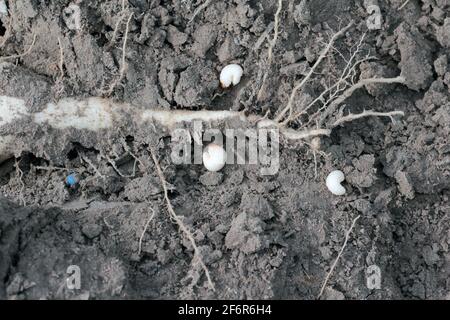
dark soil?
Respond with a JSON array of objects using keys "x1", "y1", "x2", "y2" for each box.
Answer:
[{"x1": 0, "y1": 0, "x2": 449, "y2": 300}]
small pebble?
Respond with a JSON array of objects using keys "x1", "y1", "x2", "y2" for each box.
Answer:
[{"x1": 199, "y1": 172, "x2": 224, "y2": 186}]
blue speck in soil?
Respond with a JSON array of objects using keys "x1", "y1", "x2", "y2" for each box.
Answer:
[{"x1": 66, "y1": 174, "x2": 78, "y2": 187}]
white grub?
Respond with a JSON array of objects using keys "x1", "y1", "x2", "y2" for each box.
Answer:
[
  {"x1": 0, "y1": 96, "x2": 29, "y2": 127},
  {"x1": 203, "y1": 143, "x2": 226, "y2": 172},
  {"x1": 63, "y1": 4, "x2": 82, "y2": 31},
  {"x1": 219, "y1": 64, "x2": 243, "y2": 88},
  {"x1": 326, "y1": 170, "x2": 346, "y2": 196}
]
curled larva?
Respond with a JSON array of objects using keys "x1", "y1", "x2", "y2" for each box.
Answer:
[
  {"x1": 203, "y1": 143, "x2": 226, "y2": 172},
  {"x1": 326, "y1": 170, "x2": 346, "y2": 196},
  {"x1": 220, "y1": 64, "x2": 243, "y2": 88}
]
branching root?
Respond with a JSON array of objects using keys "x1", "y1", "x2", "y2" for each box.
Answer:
[
  {"x1": 275, "y1": 21, "x2": 355, "y2": 123},
  {"x1": 137, "y1": 207, "x2": 156, "y2": 257},
  {"x1": 149, "y1": 147, "x2": 215, "y2": 291},
  {"x1": 257, "y1": 0, "x2": 283, "y2": 101}
]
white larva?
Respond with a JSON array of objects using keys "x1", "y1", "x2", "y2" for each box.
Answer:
[
  {"x1": 326, "y1": 170, "x2": 346, "y2": 196},
  {"x1": 219, "y1": 64, "x2": 243, "y2": 88},
  {"x1": 203, "y1": 143, "x2": 226, "y2": 172}
]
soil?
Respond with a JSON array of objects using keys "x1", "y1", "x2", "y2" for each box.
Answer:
[{"x1": 0, "y1": 0, "x2": 449, "y2": 300}]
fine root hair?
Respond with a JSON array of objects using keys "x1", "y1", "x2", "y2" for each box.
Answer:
[
  {"x1": 149, "y1": 147, "x2": 215, "y2": 291},
  {"x1": 317, "y1": 215, "x2": 361, "y2": 299}
]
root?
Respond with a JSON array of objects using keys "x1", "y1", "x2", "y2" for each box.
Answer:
[
  {"x1": 317, "y1": 215, "x2": 360, "y2": 299},
  {"x1": 269, "y1": 24, "x2": 405, "y2": 138},
  {"x1": 0, "y1": 14, "x2": 12, "y2": 48},
  {"x1": 280, "y1": 128, "x2": 331, "y2": 140},
  {"x1": 253, "y1": 23, "x2": 274, "y2": 52},
  {"x1": 149, "y1": 147, "x2": 215, "y2": 291},
  {"x1": 189, "y1": 0, "x2": 213, "y2": 24},
  {"x1": 81, "y1": 155, "x2": 105, "y2": 179},
  {"x1": 275, "y1": 21, "x2": 354, "y2": 123},
  {"x1": 33, "y1": 165, "x2": 77, "y2": 173},
  {"x1": 310, "y1": 136, "x2": 321, "y2": 179},
  {"x1": 102, "y1": 12, "x2": 134, "y2": 96},
  {"x1": 332, "y1": 110, "x2": 404, "y2": 127},
  {"x1": 103, "y1": 142, "x2": 140, "y2": 178},
  {"x1": 14, "y1": 158, "x2": 26, "y2": 206},
  {"x1": 105, "y1": 154, "x2": 135, "y2": 178},
  {"x1": 267, "y1": 0, "x2": 283, "y2": 63},
  {"x1": 288, "y1": 33, "x2": 373, "y2": 126},
  {"x1": 257, "y1": 0, "x2": 283, "y2": 101},
  {"x1": 109, "y1": 16, "x2": 125, "y2": 49},
  {"x1": 107, "y1": 0, "x2": 128, "y2": 49},
  {"x1": 53, "y1": 37, "x2": 66, "y2": 97},
  {"x1": 306, "y1": 137, "x2": 329, "y2": 180},
  {"x1": 319, "y1": 76, "x2": 405, "y2": 126},
  {"x1": 57, "y1": 37, "x2": 65, "y2": 79},
  {"x1": 0, "y1": 34, "x2": 37, "y2": 62},
  {"x1": 313, "y1": 150, "x2": 318, "y2": 178},
  {"x1": 137, "y1": 207, "x2": 156, "y2": 257},
  {"x1": 0, "y1": 87, "x2": 407, "y2": 163},
  {"x1": 398, "y1": 0, "x2": 411, "y2": 10}
]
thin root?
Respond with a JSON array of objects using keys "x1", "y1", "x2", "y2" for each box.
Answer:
[
  {"x1": 317, "y1": 215, "x2": 360, "y2": 299},
  {"x1": 14, "y1": 158, "x2": 26, "y2": 206},
  {"x1": 81, "y1": 155, "x2": 105, "y2": 179},
  {"x1": 57, "y1": 37, "x2": 65, "y2": 79},
  {"x1": 107, "y1": 0, "x2": 128, "y2": 49},
  {"x1": 398, "y1": 0, "x2": 411, "y2": 10},
  {"x1": 0, "y1": 14, "x2": 12, "y2": 48},
  {"x1": 105, "y1": 154, "x2": 135, "y2": 178},
  {"x1": 257, "y1": 0, "x2": 283, "y2": 101},
  {"x1": 34, "y1": 165, "x2": 77, "y2": 172}
]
